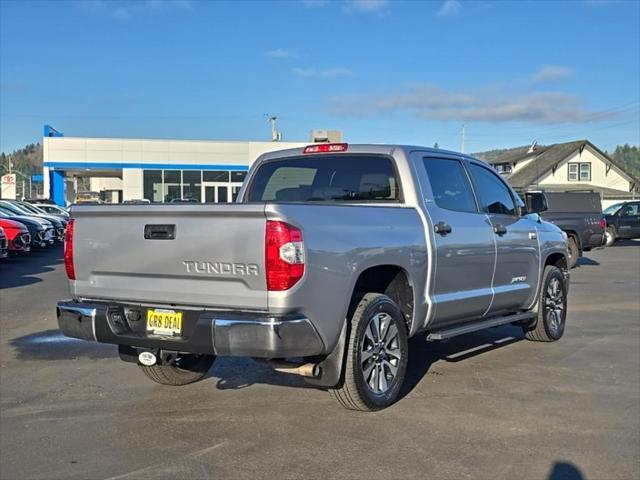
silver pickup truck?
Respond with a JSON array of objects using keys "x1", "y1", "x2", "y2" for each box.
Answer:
[{"x1": 57, "y1": 144, "x2": 569, "y2": 411}]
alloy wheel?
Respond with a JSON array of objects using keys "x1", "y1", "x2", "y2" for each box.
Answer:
[
  {"x1": 545, "y1": 277, "x2": 565, "y2": 335},
  {"x1": 360, "y1": 312, "x2": 402, "y2": 394}
]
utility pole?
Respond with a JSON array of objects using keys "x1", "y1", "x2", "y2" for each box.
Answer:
[
  {"x1": 266, "y1": 115, "x2": 282, "y2": 142},
  {"x1": 460, "y1": 124, "x2": 466, "y2": 153}
]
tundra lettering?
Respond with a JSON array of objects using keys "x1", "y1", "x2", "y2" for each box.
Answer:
[{"x1": 182, "y1": 260, "x2": 260, "y2": 276}]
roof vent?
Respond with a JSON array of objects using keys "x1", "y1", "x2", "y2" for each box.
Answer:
[
  {"x1": 309, "y1": 130, "x2": 342, "y2": 143},
  {"x1": 527, "y1": 140, "x2": 538, "y2": 154}
]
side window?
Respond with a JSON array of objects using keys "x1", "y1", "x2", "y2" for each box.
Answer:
[
  {"x1": 468, "y1": 163, "x2": 517, "y2": 216},
  {"x1": 622, "y1": 203, "x2": 639, "y2": 216},
  {"x1": 423, "y1": 158, "x2": 477, "y2": 213}
]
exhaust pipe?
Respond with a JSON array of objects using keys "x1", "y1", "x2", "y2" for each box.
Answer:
[{"x1": 263, "y1": 360, "x2": 321, "y2": 378}]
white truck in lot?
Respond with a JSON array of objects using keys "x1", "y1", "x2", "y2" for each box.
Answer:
[{"x1": 57, "y1": 143, "x2": 569, "y2": 411}]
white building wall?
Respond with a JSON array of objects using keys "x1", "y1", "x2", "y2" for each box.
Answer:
[
  {"x1": 45, "y1": 137, "x2": 307, "y2": 169},
  {"x1": 89, "y1": 177, "x2": 124, "y2": 191},
  {"x1": 537, "y1": 146, "x2": 631, "y2": 192},
  {"x1": 122, "y1": 169, "x2": 143, "y2": 201}
]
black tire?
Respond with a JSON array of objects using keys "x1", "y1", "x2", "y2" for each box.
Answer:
[
  {"x1": 567, "y1": 236, "x2": 579, "y2": 269},
  {"x1": 523, "y1": 266, "x2": 567, "y2": 342},
  {"x1": 329, "y1": 293, "x2": 409, "y2": 411},
  {"x1": 139, "y1": 354, "x2": 215, "y2": 386},
  {"x1": 605, "y1": 226, "x2": 617, "y2": 247}
]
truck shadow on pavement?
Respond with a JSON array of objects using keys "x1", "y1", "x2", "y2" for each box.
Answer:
[
  {"x1": 212, "y1": 357, "x2": 306, "y2": 390},
  {"x1": 208, "y1": 324, "x2": 526, "y2": 393},
  {"x1": 0, "y1": 246, "x2": 63, "y2": 289},
  {"x1": 10, "y1": 329, "x2": 117, "y2": 361},
  {"x1": 399, "y1": 324, "x2": 524, "y2": 399},
  {"x1": 575, "y1": 257, "x2": 600, "y2": 267}
]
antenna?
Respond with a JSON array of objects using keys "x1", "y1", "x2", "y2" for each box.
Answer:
[
  {"x1": 460, "y1": 124, "x2": 466, "y2": 153},
  {"x1": 265, "y1": 114, "x2": 282, "y2": 142}
]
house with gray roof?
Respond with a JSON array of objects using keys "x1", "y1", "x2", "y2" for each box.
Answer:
[{"x1": 476, "y1": 139, "x2": 639, "y2": 208}]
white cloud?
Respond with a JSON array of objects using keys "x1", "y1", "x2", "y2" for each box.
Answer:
[
  {"x1": 532, "y1": 65, "x2": 574, "y2": 84},
  {"x1": 302, "y1": 0, "x2": 389, "y2": 13},
  {"x1": 328, "y1": 84, "x2": 614, "y2": 124},
  {"x1": 438, "y1": 0, "x2": 461, "y2": 17},
  {"x1": 76, "y1": 0, "x2": 192, "y2": 20},
  {"x1": 346, "y1": 0, "x2": 389, "y2": 12},
  {"x1": 112, "y1": 6, "x2": 132, "y2": 20},
  {"x1": 145, "y1": 0, "x2": 193, "y2": 10},
  {"x1": 266, "y1": 49, "x2": 299, "y2": 59},
  {"x1": 301, "y1": 0, "x2": 329, "y2": 6},
  {"x1": 293, "y1": 67, "x2": 353, "y2": 79},
  {"x1": 584, "y1": 0, "x2": 624, "y2": 6}
]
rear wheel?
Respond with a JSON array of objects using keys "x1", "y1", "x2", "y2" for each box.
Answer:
[
  {"x1": 329, "y1": 293, "x2": 409, "y2": 411},
  {"x1": 567, "y1": 236, "x2": 579, "y2": 269},
  {"x1": 605, "y1": 226, "x2": 616, "y2": 247},
  {"x1": 523, "y1": 266, "x2": 567, "y2": 342},
  {"x1": 139, "y1": 354, "x2": 215, "y2": 386}
]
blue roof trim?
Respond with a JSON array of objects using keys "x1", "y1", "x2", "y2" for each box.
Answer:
[
  {"x1": 43, "y1": 125, "x2": 64, "y2": 137},
  {"x1": 43, "y1": 162, "x2": 249, "y2": 171}
]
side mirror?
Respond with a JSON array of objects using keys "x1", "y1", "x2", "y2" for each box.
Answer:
[{"x1": 524, "y1": 192, "x2": 548, "y2": 215}]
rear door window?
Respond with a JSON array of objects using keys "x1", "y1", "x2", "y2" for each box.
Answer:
[
  {"x1": 423, "y1": 158, "x2": 477, "y2": 213},
  {"x1": 468, "y1": 163, "x2": 518, "y2": 216},
  {"x1": 247, "y1": 155, "x2": 401, "y2": 203}
]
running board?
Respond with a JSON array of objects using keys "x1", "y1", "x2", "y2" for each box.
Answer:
[{"x1": 426, "y1": 312, "x2": 536, "y2": 341}]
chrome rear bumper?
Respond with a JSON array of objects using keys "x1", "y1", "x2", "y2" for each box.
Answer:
[{"x1": 57, "y1": 300, "x2": 325, "y2": 358}]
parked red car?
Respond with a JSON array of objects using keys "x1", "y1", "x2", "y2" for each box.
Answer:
[
  {"x1": 0, "y1": 218, "x2": 31, "y2": 254},
  {"x1": 0, "y1": 226, "x2": 8, "y2": 258}
]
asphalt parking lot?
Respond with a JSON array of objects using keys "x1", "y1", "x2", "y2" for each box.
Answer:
[{"x1": 1, "y1": 243, "x2": 639, "y2": 480}]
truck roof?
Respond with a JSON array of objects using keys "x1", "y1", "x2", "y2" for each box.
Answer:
[{"x1": 257, "y1": 143, "x2": 481, "y2": 164}]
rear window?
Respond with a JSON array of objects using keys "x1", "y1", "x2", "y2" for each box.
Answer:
[
  {"x1": 543, "y1": 192, "x2": 602, "y2": 213},
  {"x1": 247, "y1": 155, "x2": 401, "y2": 203}
]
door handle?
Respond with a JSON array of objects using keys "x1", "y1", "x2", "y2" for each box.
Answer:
[
  {"x1": 434, "y1": 221, "x2": 452, "y2": 235},
  {"x1": 144, "y1": 224, "x2": 176, "y2": 240},
  {"x1": 493, "y1": 224, "x2": 507, "y2": 236}
]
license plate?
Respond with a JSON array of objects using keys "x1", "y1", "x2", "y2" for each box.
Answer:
[{"x1": 146, "y1": 309, "x2": 182, "y2": 336}]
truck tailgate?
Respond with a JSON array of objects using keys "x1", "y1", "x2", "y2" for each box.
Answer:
[{"x1": 70, "y1": 204, "x2": 267, "y2": 310}]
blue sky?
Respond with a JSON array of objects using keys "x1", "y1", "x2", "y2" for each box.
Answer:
[{"x1": 0, "y1": 0, "x2": 638, "y2": 154}]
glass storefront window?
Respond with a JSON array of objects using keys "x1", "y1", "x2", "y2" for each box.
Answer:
[
  {"x1": 143, "y1": 170, "x2": 163, "y2": 203},
  {"x1": 182, "y1": 170, "x2": 202, "y2": 202},
  {"x1": 203, "y1": 171, "x2": 229, "y2": 182},
  {"x1": 231, "y1": 171, "x2": 247, "y2": 183},
  {"x1": 143, "y1": 168, "x2": 246, "y2": 203},
  {"x1": 163, "y1": 170, "x2": 181, "y2": 202}
]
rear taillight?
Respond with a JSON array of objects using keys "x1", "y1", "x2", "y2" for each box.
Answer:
[
  {"x1": 64, "y1": 219, "x2": 75, "y2": 280},
  {"x1": 265, "y1": 220, "x2": 304, "y2": 291},
  {"x1": 599, "y1": 218, "x2": 606, "y2": 229},
  {"x1": 303, "y1": 143, "x2": 348, "y2": 154}
]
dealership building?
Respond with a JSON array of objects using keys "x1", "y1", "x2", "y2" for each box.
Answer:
[{"x1": 42, "y1": 125, "x2": 335, "y2": 206}]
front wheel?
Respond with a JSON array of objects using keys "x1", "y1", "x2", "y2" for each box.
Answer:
[
  {"x1": 139, "y1": 354, "x2": 215, "y2": 386},
  {"x1": 523, "y1": 266, "x2": 567, "y2": 342},
  {"x1": 329, "y1": 293, "x2": 409, "y2": 411}
]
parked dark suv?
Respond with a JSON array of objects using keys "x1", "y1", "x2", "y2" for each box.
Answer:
[{"x1": 604, "y1": 201, "x2": 640, "y2": 246}]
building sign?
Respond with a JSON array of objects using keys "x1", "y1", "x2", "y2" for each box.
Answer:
[{"x1": 1, "y1": 174, "x2": 17, "y2": 199}]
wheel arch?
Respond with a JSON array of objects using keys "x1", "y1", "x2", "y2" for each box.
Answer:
[
  {"x1": 544, "y1": 251, "x2": 568, "y2": 271},
  {"x1": 349, "y1": 264, "x2": 415, "y2": 334},
  {"x1": 564, "y1": 229, "x2": 582, "y2": 250}
]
